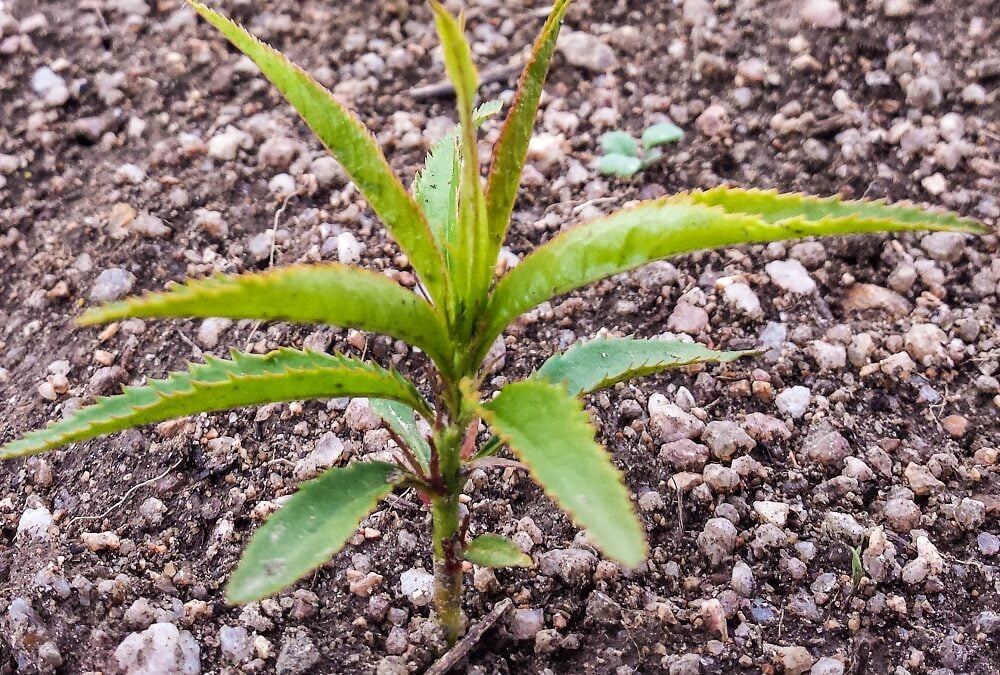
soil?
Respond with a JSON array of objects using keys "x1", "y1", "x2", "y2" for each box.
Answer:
[{"x1": 1, "y1": 0, "x2": 998, "y2": 673}]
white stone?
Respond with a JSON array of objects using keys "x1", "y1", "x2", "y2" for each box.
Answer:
[
  {"x1": 196, "y1": 318, "x2": 232, "y2": 348},
  {"x1": 775, "y1": 386, "x2": 811, "y2": 419},
  {"x1": 754, "y1": 500, "x2": 790, "y2": 528},
  {"x1": 17, "y1": 507, "x2": 54, "y2": 541},
  {"x1": 336, "y1": 232, "x2": 364, "y2": 265},
  {"x1": 90, "y1": 268, "x2": 136, "y2": 302},
  {"x1": 722, "y1": 282, "x2": 763, "y2": 318},
  {"x1": 765, "y1": 259, "x2": 816, "y2": 294},
  {"x1": 207, "y1": 126, "x2": 251, "y2": 161},
  {"x1": 399, "y1": 568, "x2": 435, "y2": 607},
  {"x1": 293, "y1": 433, "x2": 345, "y2": 481},
  {"x1": 31, "y1": 66, "x2": 69, "y2": 106},
  {"x1": 801, "y1": 0, "x2": 842, "y2": 26},
  {"x1": 557, "y1": 31, "x2": 618, "y2": 72},
  {"x1": 114, "y1": 623, "x2": 201, "y2": 675}
]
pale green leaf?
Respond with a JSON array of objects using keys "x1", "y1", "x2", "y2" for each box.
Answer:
[
  {"x1": 642, "y1": 122, "x2": 683, "y2": 150},
  {"x1": 473, "y1": 99, "x2": 503, "y2": 124},
  {"x1": 600, "y1": 131, "x2": 639, "y2": 157},
  {"x1": 463, "y1": 534, "x2": 533, "y2": 568},
  {"x1": 538, "y1": 337, "x2": 754, "y2": 396},
  {"x1": 484, "y1": 0, "x2": 571, "y2": 277},
  {"x1": 474, "y1": 188, "x2": 986, "y2": 363},
  {"x1": 369, "y1": 398, "x2": 431, "y2": 471},
  {"x1": 1, "y1": 349, "x2": 430, "y2": 459},
  {"x1": 413, "y1": 100, "x2": 504, "y2": 278},
  {"x1": 187, "y1": 1, "x2": 448, "y2": 305},
  {"x1": 598, "y1": 153, "x2": 642, "y2": 177},
  {"x1": 478, "y1": 379, "x2": 647, "y2": 568},
  {"x1": 78, "y1": 264, "x2": 453, "y2": 373},
  {"x1": 430, "y1": 1, "x2": 490, "y2": 328},
  {"x1": 227, "y1": 461, "x2": 401, "y2": 604}
]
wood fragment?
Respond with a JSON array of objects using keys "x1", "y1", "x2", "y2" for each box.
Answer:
[
  {"x1": 426, "y1": 599, "x2": 513, "y2": 675},
  {"x1": 410, "y1": 63, "x2": 522, "y2": 100}
]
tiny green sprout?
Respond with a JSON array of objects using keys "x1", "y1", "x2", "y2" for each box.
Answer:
[
  {"x1": 598, "y1": 121, "x2": 684, "y2": 177},
  {"x1": 850, "y1": 544, "x2": 865, "y2": 590},
  {"x1": 1, "y1": 0, "x2": 988, "y2": 650}
]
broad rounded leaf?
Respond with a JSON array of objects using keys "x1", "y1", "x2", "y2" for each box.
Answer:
[
  {"x1": 463, "y1": 534, "x2": 533, "y2": 568},
  {"x1": 599, "y1": 131, "x2": 639, "y2": 157},
  {"x1": 78, "y1": 264, "x2": 453, "y2": 373},
  {"x1": 478, "y1": 379, "x2": 647, "y2": 567},
  {"x1": 538, "y1": 337, "x2": 754, "y2": 396},
  {"x1": 1, "y1": 349, "x2": 430, "y2": 459},
  {"x1": 641, "y1": 122, "x2": 683, "y2": 150},
  {"x1": 227, "y1": 461, "x2": 401, "y2": 604},
  {"x1": 188, "y1": 2, "x2": 448, "y2": 305},
  {"x1": 475, "y1": 188, "x2": 986, "y2": 363},
  {"x1": 598, "y1": 153, "x2": 642, "y2": 177}
]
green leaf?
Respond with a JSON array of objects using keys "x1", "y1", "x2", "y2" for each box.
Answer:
[
  {"x1": 685, "y1": 186, "x2": 988, "y2": 231},
  {"x1": 430, "y1": 1, "x2": 490, "y2": 330},
  {"x1": 598, "y1": 153, "x2": 642, "y2": 177},
  {"x1": 473, "y1": 99, "x2": 503, "y2": 125},
  {"x1": 369, "y1": 398, "x2": 431, "y2": 471},
  {"x1": 537, "y1": 337, "x2": 754, "y2": 396},
  {"x1": 484, "y1": 0, "x2": 571, "y2": 276},
  {"x1": 187, "y1": 2, "x2": 448, "y2": 306},
  {"x1": 227, "y1": 461, "x2": 401, "y2": 604},
  {"x1": 641, "y1": 122, "x2": 683, "y2": 150},
  {"x1": 413, "y1": 100, "x2": 504, "y2": 282},
  {"x1": 78, "y1": 264, "x2": 453, "y2": 374},
  {"x1": 463, "y1": 534, "x2": 533, "y2": 568},
  {"x1": 475, "y1": 188, "x2": 986, "y2": 363},
  {"x1": 599, "y1": 131, "x2": 639, "y2": 157},
  {"x1": 1, "y1": 349, "x2": 430, "y2": 459},
  {"x1": 478, "y1": 379, "x2": 647, "y2": 568}
]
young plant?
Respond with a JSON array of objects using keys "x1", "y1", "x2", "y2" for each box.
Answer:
[
  {"x1": 1, "y1": 0, "x2": 986, "y2": 647},
  {"x1": 598, "y1": 122, "x2": 684, "y2": 177}
]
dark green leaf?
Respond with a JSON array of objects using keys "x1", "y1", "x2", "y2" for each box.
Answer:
[
  {"x1": 537, "y1": 337, "x2": 754, "y2": 396},
  {"x1": 227, "y1": 461, "x2": 401, "y2": 603},
  {"x1": 478, "y1": 379, "x2": 647, "y2": 567},
  {"x1": 1, "y1": 349, "x2": 430, "y2": 459},
  {"x1": 369, "y1": 399, "x2": 431, "y2": 471},
  {"x1": 79, "y1": 264, "x2": 453, "y2": 373},
  {"x1": 188, "y1": 1, "x2": 448, "y2": 305}
]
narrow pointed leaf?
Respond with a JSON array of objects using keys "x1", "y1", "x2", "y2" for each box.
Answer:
[
  {"x1": 227, "y1": 461, "x2": 401, "y2": 604},
  {"x1": 188, "y1": 2, "x2": 448, "y2": 304},
  {"x1": 464, "y1": 534, "x2": 533, "y2": 568},
  {"x1": 414, "y1": 100, "x2": 504, "y2": 277},
  {"x1": 537, "y1": 337, "x2": 754, "y2": 396},
  {"x1": 477, "y1": 379, "x2": 647, "y2": 567},
  {"x1": 1, "y1": 349, "x2": 430, "y2": 459},
  {"x1": 369, "y1": 398, "x2": 431, "y2": 471},
  {"x1": 78, "y1": 264, "x2": 453, "y2": 371},
  {"x1": 430, "y1": 1, "x2": 490, "y2": 327},
  {"x1": 475, "y1": 189, "x2": 986, "y2": 362},
  {"x1": 485, "y1": 0, "x2": 571, "y2": 261}
]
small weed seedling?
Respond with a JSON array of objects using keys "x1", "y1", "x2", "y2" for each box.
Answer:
[
  {"x1": 598, "y1": 122, "x2": 684, "y2": 177},
  {"x1": 2, "y1": 0, "x2": 986, "y2": 646}
]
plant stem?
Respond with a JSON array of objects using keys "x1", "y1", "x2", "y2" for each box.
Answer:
[
  {"x1": 431, "y1": 494, "x2": 463, "y2": 645},
  {"x1": 430, "y1": 423, "x2": 465, "y2": 645}
]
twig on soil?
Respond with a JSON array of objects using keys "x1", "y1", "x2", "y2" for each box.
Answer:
[
  {"x1": 409, "y1": 63, "x2": 522, "y2": 99},
  {"x1": 66, "y1": 459, "x2": 182, "y2": 529},
  {"x1": 243, "y1": 189, "x2": 300, "y2": 351},
  {"x1": 425, "y1": 598, "x2": 513, "y2": 675}
]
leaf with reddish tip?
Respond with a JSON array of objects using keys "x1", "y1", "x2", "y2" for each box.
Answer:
[{"x1": 187, "y1": 1, "x2": 449, "y2": 305}]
